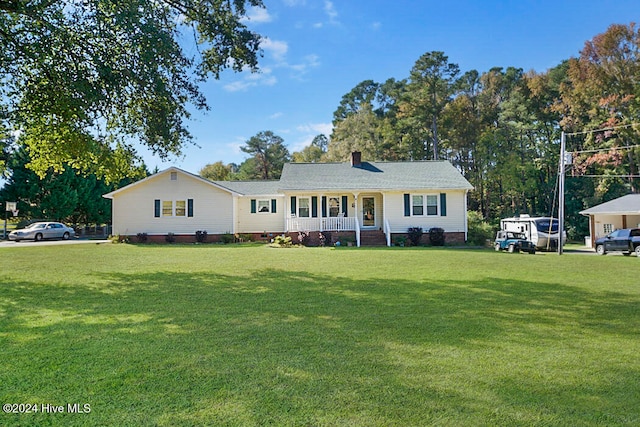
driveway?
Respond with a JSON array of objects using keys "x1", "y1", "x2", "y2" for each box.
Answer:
[{"x1": 0, "y1": 238, "x2": 112, "y2": 248}]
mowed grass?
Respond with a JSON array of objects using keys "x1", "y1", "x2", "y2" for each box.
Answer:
[{"x1": 1, "y1": 244, "x2": 639, "y2": 426}]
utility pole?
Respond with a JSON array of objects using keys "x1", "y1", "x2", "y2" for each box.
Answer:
[{"x1": 558, "y1": 132, "x2": 566, "y2": 255}]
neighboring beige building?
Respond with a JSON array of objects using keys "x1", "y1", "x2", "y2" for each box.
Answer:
[
  {"x1": 580, "y1": 194, "x2": 640, "y2": 247},
  {"x1": 104, "y1": 153, "x2": 474, "y2": 245}
]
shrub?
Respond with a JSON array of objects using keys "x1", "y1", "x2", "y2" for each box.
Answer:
[
  {"x1": 136, "y1": 232, "x2": 148, "y2": 243},
  {"x1": 236, "y1": 233, "x2": 253, "y2": 242},
  {"x1": 271, "y1": 235, "x2": 293, "y2": 247},
  {"x1": 195, "y1": 230, "x2": 208, "y2": 243},
  {"x1": 392, "y1": 235, "x2": 407, "y2": 247},
  {"x1": 165, "y1": 232, "x2": 176, "y2": 243},
  {"x1": 407, "y1": 227, "x2": 423, "y2": 246},
  {"x1": 297, "y1": 231, "x2": 311, "y2": 246},
  {"x1": 319, "y1": 231, "x2": 330, "y2": 247},
  {"x1": 220, "y1": 233, "x2": 234, "y2": 244},
  {"x1": 429, "y1": 227, "x2": 445, "y2": 246},
  {"x1": 466, "y1": 211, "x2": 493, "y2": 246}
]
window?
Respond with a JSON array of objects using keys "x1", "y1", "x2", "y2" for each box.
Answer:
[
  {"x1": 603, "y1": 224, "x2": 614, "y2": 234},
  {"x1": 426, "y1": 195, "x2": 438, "y2": 216},
  {"x1": 162, "y1": 201, "x2": 173, "y2": 216},
  {"x1": 329, "y1": 197, "x2": 340, "y2": 217},
  {"x1": 170, "y1": 172, "x2": 177, "y2": 181},
  {"x1": 175, "y1": 200, "x2": 186, "y2": 216},
  {"x1": 412, "y1": 195, "x2": 424, "y2": 216},
  {"x1": 409, "y1": 194, "x2": 439, "y2": 216},
  {"x1": 298, "y1": 197, "x2": 310, "y2": 218},
  {"x1": 258, "y1": 200, "x2": 270, "y2": 213}
]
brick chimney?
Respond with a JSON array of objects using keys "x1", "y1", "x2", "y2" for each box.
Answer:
[{"x1": 350, "y1": 151, "x2": 362, "y2": 167}]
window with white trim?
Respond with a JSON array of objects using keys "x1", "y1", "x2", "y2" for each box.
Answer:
[
  {"x1": 603, "y1": 224, "x2": 614, "y2": 234},
  {"x1": 162, "y1": 201, "x2": 173, "y2": 216},
  {"x1": 329, "y1": 197, "x2": 340, "y2": 217},
  {"x1": 411, "y1": 194, "x2": 438, "y2": 216},
  {"x1": 175, "y1": 200, "x2": 186, "y2": 216},
  {"x1": 258, "y1": 200, "x2": 270, "y2": 213},
  {"x1": 298, "y1": 197, "x2": 310, "y2": 218}
]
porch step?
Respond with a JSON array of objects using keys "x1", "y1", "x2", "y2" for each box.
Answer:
[{"x1": 359, "y1": 230, "x2": 387, "y2": 246}]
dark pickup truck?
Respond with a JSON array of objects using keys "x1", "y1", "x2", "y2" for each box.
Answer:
[{"x1": 594, "y1": 228, "x2": 640, "y2": 256}]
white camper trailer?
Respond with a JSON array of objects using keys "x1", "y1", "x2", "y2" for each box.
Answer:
[{"x1": 500, "y1": 215, "x2": 566, "y2": 250}]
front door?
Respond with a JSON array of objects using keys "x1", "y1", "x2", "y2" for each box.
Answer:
[{"x1": 362, "y1": 197, "x2": 375, "y2": 227}]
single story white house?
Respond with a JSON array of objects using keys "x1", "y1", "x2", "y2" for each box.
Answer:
[
  {"x1": 580, "y1": 193, "x2": 640, "y2": 247},
  {"x1": 103, "y1": 152, "x2": 474, "y2": 246}
]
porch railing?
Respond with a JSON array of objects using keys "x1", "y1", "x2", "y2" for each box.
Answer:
[{"x1": 287, "y1": 216, "x2": 356, "y2": 232}]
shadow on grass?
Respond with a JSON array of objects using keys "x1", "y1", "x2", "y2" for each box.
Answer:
[{"x1": 1, "y1": 269, "x2": 639, "y2": 426}]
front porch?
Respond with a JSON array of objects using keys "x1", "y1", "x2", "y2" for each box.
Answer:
[{"x1": 285, "y1": 193, "x2": 391, "y2": 247}]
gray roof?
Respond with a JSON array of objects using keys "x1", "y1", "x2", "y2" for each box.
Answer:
[
  {"x1": 213, "y1": 180, "x2": 282, "y2": 196},
  {"x1": 278, "y1": 161, "x2": 473, "y2": 192},
  {"x1": 580, "y1": 194, "x2": 640, "y2": 215}
]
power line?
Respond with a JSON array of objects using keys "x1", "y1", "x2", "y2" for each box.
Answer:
[
  {"x1": 570, "y1": 144, "x2": 640, "y2": 155},
  {"x1": 565, "y1": 122, "x2": 639, "y2": 136}
]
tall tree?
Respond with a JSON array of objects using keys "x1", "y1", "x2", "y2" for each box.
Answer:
[
  {"x1": 558, "y1": 22, "x2": 640, "y2": 195},
  {"x1": 199, "y1": 161, "x2": 233, "y2": 181},
  {"x1": 0, "y1": 0, "x2": 264, "y2": 181},
  {"x1": 240, "y1": 131, "x2": 290, "y2": 180},
  {"x1": 403, "y1": 51, "x2": 460, "y2": 160},
  {"x1": 292, "y1": 134, "x2": 328, "y2": 163}
]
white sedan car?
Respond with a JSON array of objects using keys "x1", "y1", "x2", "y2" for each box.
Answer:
[{"x1": 9, "y1": 222, "x2": 76, "y2": 242}]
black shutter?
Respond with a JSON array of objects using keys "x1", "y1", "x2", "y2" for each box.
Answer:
[
  {"x1": 188, "y1": 199, "x2": 194, "y2": 217},
  {"x1": 404, "y1": 194, "x2": 410, "y2": 216},
  {"x1": 321, "y1": 196, "x2": 327, "y2": 217},
  {"x1": 342, "y1": 196, "x2": 348, "y2": 216},
  {"x1": 440, "y1": 193, "x2": 447, "y2": 216},
  {"x1": 290, "y1": 196, "x2": 296, "y2": 215},
  {"x1": 271, "y1": 199, "x2": 277, "y2": 214},
  {"x1": 312, "y1": 196, "x2": 318, "y2": 218},
  {"x1": 250, "y1": 199, "x2": 257, "y2": 214},
  {"x1": 154, "y1": 199, "x2": 161, "y2": 217}
]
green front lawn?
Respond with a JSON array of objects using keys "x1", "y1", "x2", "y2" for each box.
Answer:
[{"x1": 1, "y1": 244, "x2": 638, "y2": 426}]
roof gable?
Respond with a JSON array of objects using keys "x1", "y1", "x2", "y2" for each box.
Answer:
[
  {"x1": 580, "y1": 194, "x2": 640, "y2": 215},
  {"x1": 103, "y1": 167, "x2": 239, "y2": 199}
]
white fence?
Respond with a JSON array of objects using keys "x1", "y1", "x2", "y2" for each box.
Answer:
[{"x1": 287, "y1": 216, "x2": 356, "y2": 232}]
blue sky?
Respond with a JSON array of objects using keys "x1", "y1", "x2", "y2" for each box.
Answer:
[{"x1": 144, "y1": 0, "x2": 638, "y2": 174}]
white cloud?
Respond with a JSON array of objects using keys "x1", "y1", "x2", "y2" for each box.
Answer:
[
  {"x1": 269, "y1": 112, "x2": 284, "y2": 119},
  {"x1": 324, "y1": 1, "x2": 338, "y2": 23},
  {"x1": 242, "y1": 6, "x2": 273, "y2": 23},
  {"x1": 370, "y1": 21, "x2": 381, "y2": 31},
  {"x1": 223, "y1": 68, "x2": 277, "y2": 92},
  {"x1": 283, "y1": 0, "x2": 306, "y2": 5},
  {"x1": 261, "y1": 38, "x2": 289, "y2": 62},
  {"x1": 296, "y1": 122, "x2": 333, "y2": 136}
]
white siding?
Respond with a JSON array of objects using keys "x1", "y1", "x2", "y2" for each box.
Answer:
[
  {"x1": 111, "y1": 171, "x2": 234, "y2": 236},
  {"x1": 384, "y1": 190, "x2": 468, "y2": 233},
  {"x1": 236, "y1": 196, "x2": 285, "y2": 233}
]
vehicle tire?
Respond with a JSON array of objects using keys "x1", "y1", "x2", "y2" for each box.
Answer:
[
  {"x1": 62, "y1": 232, "x2": 70, "y2": 240},
  {"x1": 35, "y1": 233, "x2": 43, "y2": 242},
  {"x1": 508, "y1": 244, "x2": 519, "y2": 253},
  {"x1": 529, "y1": 249, "x2": 536, "y2": 255},
  {"x1": 595, "y1": 245, "x2": 605, "y2": 256},
  {"x1": 494, "y1": 243, "x2": 501, "y2": 251},
  {"x1": 636, "y1": 246, "x2": 640, "y2": 257}
]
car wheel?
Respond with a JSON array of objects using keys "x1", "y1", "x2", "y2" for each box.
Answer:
[
  {"x1": 494, "y1": 243, "x2": 501, "y2": 251},
  {"x1": 508, "y1": 244, "x2": 517, "y2": 253},
  {"x1": 35, "y1": 233, "x2": 43, "y2": 242},
  {"x1": 595, "y1": 245, "x2": 605, "y2": 255},
  {"x1": 529, "y1": 249, "x2": 536, "y2": 255},
  {"x1": 63, "y1": 232, "x2": 70, "y2": 240},
  {"x1": 636, "y1": 246, "x2": 640, "y2": 257}
]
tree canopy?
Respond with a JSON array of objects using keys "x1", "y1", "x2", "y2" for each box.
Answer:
[{"x1": 0, "y1": 0, "x2": 264, "y2": 181}]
